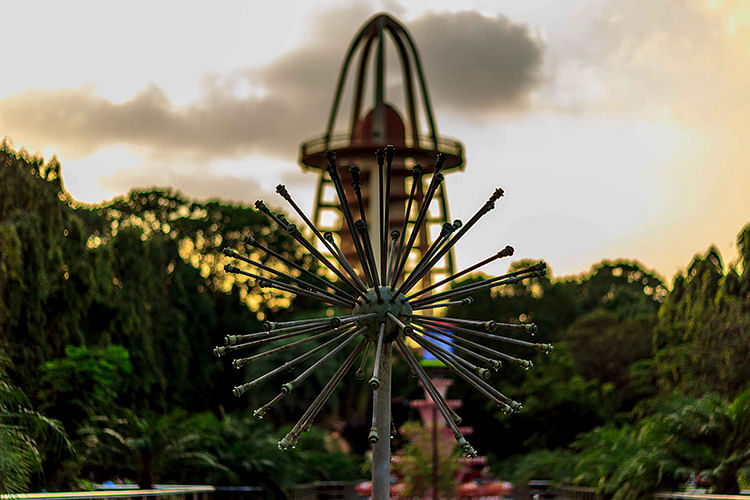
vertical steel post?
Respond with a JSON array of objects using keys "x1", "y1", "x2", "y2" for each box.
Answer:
[
  {"x1": 372, "y1": 342, "x2": 392, "y2": 499},
  {"x1": 432, "y1": 405, "x2": 439, "y2": 500}
]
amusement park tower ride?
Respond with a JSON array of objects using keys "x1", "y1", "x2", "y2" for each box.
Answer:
[{"x1": 299, "y1": 14, "x2": 465, "y2": 290}]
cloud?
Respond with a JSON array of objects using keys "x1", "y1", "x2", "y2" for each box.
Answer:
[
  {"x1": 410, "y1": 11, "x2": 544, "y2": 114},
  {"x1": 0, "y1": 6, "x2": 544, "y2": 163}
]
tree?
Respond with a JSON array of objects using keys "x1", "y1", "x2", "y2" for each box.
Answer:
[
  {"x1": 0, "y1": 355, "x2": 69, "y2": 493},
  {"x1": 654, "y1": 244, "x2": 750, "y2": 398},
  {"x1": 572, "y1": 389, "x2": 750, "y2": 497},
  {"x1": 80, "y1": 410, "x2": 227, "y2": 489},
  {"x1": 393, "y1": 421, "x2": 460, "y2": 498}
]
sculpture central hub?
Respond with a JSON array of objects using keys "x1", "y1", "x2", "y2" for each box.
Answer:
[{"x1": 353, "y1": 287, "x2": 412, "y2": 341}]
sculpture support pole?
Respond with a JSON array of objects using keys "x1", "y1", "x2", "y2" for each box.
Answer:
[{"x1": 372, "y1": 342, "x2": 392, "y2": 500}]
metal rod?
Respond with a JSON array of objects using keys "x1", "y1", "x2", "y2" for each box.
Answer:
[
  {"x1": 371, "y1": 341, "x2": 392, "y2": 499},
  {"x1": 397, "y1": 221, "x2": 454, "y2": 294},
  {"x1": 223, "y1": 313, "x2": 374, "y2": 346},
  {"x1": 407, "y1": 330, "x2": 489, "y2": 383},
  {"x1": 355, "y1": 341, "x2": 372, "y2": 380},
  {"x1": 390, "y1": 165, "x2": 422, "y2": 287},
  {"x1": 410, "y1": 332, "x2": 520, "y2": 414},
  {"x1": 411, "y1": 297, "x2": 473, "y2": 311},
  {"x1": 377, "y1": 148, "x2": 385, "y2": 282},
  {"x1": 227, "y1": 324, "x2": 353, "y2": 362},
  {"x1": 404, "y1": 187, "x2": 504, "y2": 291},
  {"x1": 284, "y1": 327, "x2": 365, "y2": 392},
  {"x1": 232, "y1": 327, "x2": 344, "y2": 369},
  {"x1": 223, "y1": 248, "x2": 356, "y2": 305},
  {"x1": 356, "y1": 219, "x2": 381, "y2": 291},
  {"x1": 349, "y1": 165, "x2": 368, "y2": 224},
  {"x1": 231, "y1": 326, "x2": 357, "y2": 397},
  {"x1": 407, "y1": 246, "x2": 514, "y2": 300},
  {"x1": 282, "y1": 221, "x2": 368, "y2": 296},
  {"x1": 413, "y1": 320, "x2": 535, "y2": 370},
  {"x1": 323, "y1": 232, "x2": 370, "y2": 292},
  {"x1": 391, "y1": 170, "x2": 445, "y2": 287},
  {"x1": 386, "y1": 311, "x2": 413, "y2": 334},
  {"x1": 253, "y1": 391, "x2": 286, "y2": 419},
  {"x1": 412, "y1": 324, "x2": 501, "y2": 369},
  {"x1": 293, "y1": 336, "x2": 368, "y2": 435},
  {"x1": 382, "y1": 145, "x2": 394, "y2": 284},
  {"x1": 243, "y1": 235, "x2": 359, "y2": 301},
  {"x1": 216, "y1": 322, "x2": 337, "y2": 357},
  {"x1": 279, "y1": 337, "x2": 368, "y2": 450},
  {"x1": 395, "y1": 337, "x2": 476, "y2": 457},
  {"x1": 409, "y1": 328, "x2": 502, "y2": 379},
  {"x1": 414, "y1": 317, "x2": 544, "y2": 349},
  {"x1": 226, "y1": 264, "x2": 354, "y2": 308},
  {"x1": 274, "y1": 184, "x2": 366, "y2": 296},
  {"x1": 325, "y1": 151, "x2": 374, "y2": 286},
  {"x1": 386, "y1": 229, "x2": 400, "y2": 286},
  {"x1": 410, "y1": 264, "x2": 546, "y2": 308},
  {"x1": 349, "y1": 166, "x2": 378, "y2": 285},
  {"x1": 254, "y1": 200, "x2": 363, "y2": 294},
  {"x1": 409, "y1": 325, "x2": 497, "y2": 375},
  {"x1": 369, "y1": 322, "x2": 386, "y2": 390}
]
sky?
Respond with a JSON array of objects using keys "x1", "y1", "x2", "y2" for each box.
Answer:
[{"x1": 2, "y1": 0, "x2": 749, "y2": 282}]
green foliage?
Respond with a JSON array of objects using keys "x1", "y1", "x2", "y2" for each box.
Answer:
[
  {"x1": 0, "y1": 355, "x2": 70, "y2": 493},
  {"x1": 393, "y1": 421, "x2": 460, "y2": 497},
  {"x1": 4, "y1": 139, "x2": 750, "y2": 496},
  {"x1": 39, "y1": 345, "x2": 132, "y2": 428},
  {"x1": 497, "y1": 345, "x2": 615, "y2": 452},
  {"x1": 653, "y1": 243, "x2": 750, "y2": 397},
  {"x1": 568, "y1": 389, "x2": 750, "y2": 497},
  {"x1": 80, "y1": 410, "x2": 229, "y2": 489},
  {"x1": 491, "y1": 448, "x2": 575, "y2": 486},
  {"x1": 565, "y1": 310, "x2": 655, "y2": 407}
]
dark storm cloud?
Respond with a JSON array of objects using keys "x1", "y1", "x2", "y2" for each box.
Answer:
[
  {"x1": 410, "y1": 11, "x2": 544, "y2": 113},
  {"x1": 0, "y1": 8, "x2": 544, "y2": 161}
]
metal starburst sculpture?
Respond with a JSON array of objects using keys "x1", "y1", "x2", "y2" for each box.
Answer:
[{"x1": 214, "y1": 147, "x2": 550, "y2": 496}]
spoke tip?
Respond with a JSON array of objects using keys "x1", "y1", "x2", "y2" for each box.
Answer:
[
  {"x1": 368, "y1": 427, "x2": 380, "y2": 444},
  {"x1": 390, "y1": 229, "x2": 400, "y2": 239},
  {"x1": 490, "y1": 187, "x2": 504, "y2": 202},
  {"x1": 525, "y1": 323, "x2": 537, "y2": 335},
  {"x1": 376, "y1": 148, "x2": 384, "y2": 164},
  {"x1": 499, "y1": 246, "x2": 514, "y2": 258}
]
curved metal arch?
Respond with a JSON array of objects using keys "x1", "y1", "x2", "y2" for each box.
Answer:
[{"x1": 324, "y1": 13, "x2": 439, "y2": 151}]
